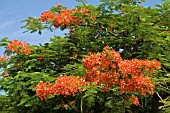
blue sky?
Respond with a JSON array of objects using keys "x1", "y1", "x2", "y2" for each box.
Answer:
[{"x1": 0, "y1": 0, "x2": 162, "y2": 56}]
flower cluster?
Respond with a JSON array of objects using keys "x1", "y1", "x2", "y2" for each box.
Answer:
[
  {"x1": 82, "y1": 46, "x2": 161, "y2": 105},
  {"x1": 0, "y1": 55, "x2": 12, "y2": 63},
  {"x1": 82, "y1": 46, "x2": 160, "y2": 94},
  {"x1": 34, "y1": 75, "x2": 89, "y2": 100},
  {"x1": 82, "y1": 46, "x2": 122, "y2": 88},
  {"x1": 34, "y1": 46, "x2": 161, "y2": 106},
  {"x1": 132, "y1": 95, "x2": 140, "y2": 106},
  {"x1": 2, "y1": 71, "x2": 9, "y2": 77},
  {"x1": 119, "y1": 75, "x2": 155, "y2": 96},
  {"x1": 118, "y1": 59, "x2": 161, "y2": 78},
  {"x1": 6, "y1": 39, "x2": 33, "y2": 55},
  {"x1": 118, "y1": 59, "x2": 160, "y2": 96},
  {"x1": 53, "y1": 75, "x2": 88, "y2": 96},
  {"x1": 58, "y1": 100, "x2": 76, "y2": 108},
  {"x1": 37, "y1": 56, "x2": 44, "y2": 61},
  {"x1": 34, "y1": 81, "x2": 53, "y2": 100},
  {"x1": 0, "y1": 55, "x2": 7, "y2": 62},
  {"x1": 40, "y1": 7, "x2": 95, "y2": 28}
]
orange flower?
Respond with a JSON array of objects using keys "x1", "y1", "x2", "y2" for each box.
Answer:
[
  {"x1": 40, "y1": 11, "x2": 55, "y2": 22},
  {"x1": 2, "y1": 71, "x2": 9, "y2": 76},
  {"x1": 53, "y1": 75, "x2": 89, "y2": 96},
  {"x1": 6, "y1": 39, "x2": 32, "y2": 55},
  {"x1": 41, "y1": 50, "x2": 46, "y2": 53},
  {"x1": 121, "y1": 8, "x2": 125, "y2": 14},
  {"x1": 34, "y1": 75, "x2": 89, "y2": 100},
  {"x1": 37, "y1": 56, "x2": 44, "y2": 61},
  {"x1": 69, "y1": 100, "x2": 76, "y2": 105},
  {"x1": 132, "y1": 95, "x2": 140, "y2": 106},
  {"x1": 40, "y1": 7, "x2": 94, "y2": 28},
  {"x1": 82, "y1": 46, "x2": 160, "y2": 95},
  {"x1": 34, "y1": 81, "x2": 53, "y2": 100},
  {"x1": 23, "y1": 47, "x2": 33, "y2": 55},
  {"x1": 72, "y1": 53, "x2": 78, "y2": 58},
  {"x1": 58, "y1": 103, "x2": 69, "y2": 108},
  {"x1": 58, "y1": 100, "x2": 76, "y2": 108},
  {"x1": 34, "y1": 46, "x2": 161, "y2": 100},
  {"x1": 0, "y1": 55, "x2": 7, "y2": 62}
]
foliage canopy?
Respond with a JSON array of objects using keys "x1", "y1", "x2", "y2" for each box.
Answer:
[{"x1": 0, "y1": 0, "x2": 170, "y2": 113}]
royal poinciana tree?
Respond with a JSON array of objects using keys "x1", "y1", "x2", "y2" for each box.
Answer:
[{"x1": 0, "y1": 0, "x2": 170, "y2": 113}]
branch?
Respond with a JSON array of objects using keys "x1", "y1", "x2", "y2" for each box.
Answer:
[
  {"x1": 156, "y1": 92, "x2": 163, "y2": 102},
  {"x1": 158, "y1": 84, "x2": 170, "y2": 91},
  {"x1": 80, "y1": 24, "x2": 117, "y2": 36}
]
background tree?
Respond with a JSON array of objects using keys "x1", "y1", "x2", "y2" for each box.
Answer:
[{"x1": 0, "y1": 0, "x2": 170, "y2": 113}]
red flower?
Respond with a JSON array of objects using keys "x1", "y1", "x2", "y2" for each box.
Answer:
[
  {"x1": 69, "y1": 28, "x2": 74, "y2": 34},
  {"x1": 37, "y1": 56, "x2": 44, "y2": 61}
]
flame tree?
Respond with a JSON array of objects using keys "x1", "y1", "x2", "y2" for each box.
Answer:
[{"x1": 0, "y1": 0, "x2": 170, "y2": 113}]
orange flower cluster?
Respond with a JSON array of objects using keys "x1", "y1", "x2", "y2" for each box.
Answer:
[
  {"x1": 53, "y1": 75, "x2": 88, "y2": 96},
  {"x1": 82, "y1": 46, "x2": 161, "y2": 105},
  {"x1": 0, "y1": 55, "x2": 7, "y2": 62},
  {"x1": 40, "y1": 7, "x2": 95, "y2": 28},
  {"x1": 2, "y1": 71, "x2": 9, "y2": 77},
  {"x1": 37, "y1": 56, "x2": 44, "y2": 61},
  {"x1": 6, "y1": 39, "x2": 33, "y2": 55},
  {"x1": 82, "y1": 46, "x2": 122, "y2": 89},
  {"x1": 58, "y1": 100, "x2": 76, "y2": 108},
  {"x1": 34, "y1": 81, "x2": 53, "y2": 100},
  {"x1": 34, "y1": 75, "x2": 88, "y2": 100},
  {"x1": 0, "y1": 55, "x2": 12, "y2": 63},
  {"x1": 132, "y1": 95, "x2": 140, "y2": 106},
  {"x1": 118, "y1": 59, "x2": 160, "y2": 96},
  {"x1": 34, "y1": 46, "x2": 161, "y2": 106}
]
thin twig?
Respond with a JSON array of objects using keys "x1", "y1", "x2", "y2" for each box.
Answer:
[
  {"x1": 156, "y1": 92, "x2": 163, "y2": 102},
  {"x1": 158, "y1": 84, "x2": 170, "y2": 91}
]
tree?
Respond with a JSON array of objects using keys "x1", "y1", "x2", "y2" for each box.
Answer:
[{"x1": 0, "y1": 0, "x2": 169, "y2": 113}]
